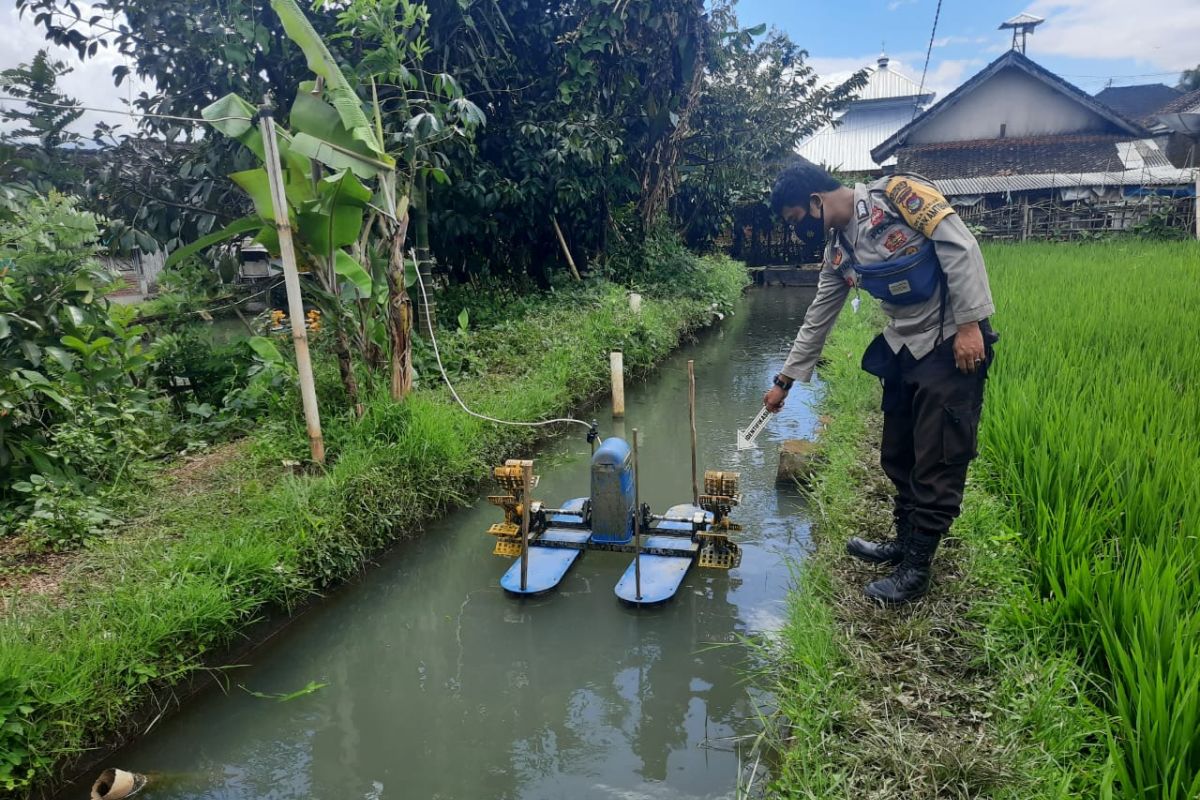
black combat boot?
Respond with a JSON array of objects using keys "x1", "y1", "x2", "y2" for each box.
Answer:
[
  {"x1": 846, "y1": 518, "x2": 912, "y2": 565},
  {"x1": 863, "y1": 529, "x2": 941, "y2": 605}
]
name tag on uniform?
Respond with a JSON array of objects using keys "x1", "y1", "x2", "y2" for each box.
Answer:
[{"x1": 888, "y1": 279, "x2": 911, "y2": 296}]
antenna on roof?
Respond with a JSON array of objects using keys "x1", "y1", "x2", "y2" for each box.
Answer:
[{"x1": 999, "y1": 12, "x2": 1044, "y2": 55}]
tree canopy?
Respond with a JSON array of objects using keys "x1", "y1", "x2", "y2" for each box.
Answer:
[{"x1": 15, "y1": 0, "x2": 863, "y2": 279}]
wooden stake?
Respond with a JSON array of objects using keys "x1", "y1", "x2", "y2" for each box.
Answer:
[
  {"x1": 551, "y1": 215, "x2": 583, "y2": 281},
  {"x1": 610, "y1": 351, "x2": 625, "y2": 418},
  {"x1": 520, "y1": 461, "x2": 532, "y2": 592},
  {"x1": 259, "y1": 109, "x2": 325, "y2": 465},
  {"x1": 688, "y1": 359, "x2": 698, "y2": 507}
]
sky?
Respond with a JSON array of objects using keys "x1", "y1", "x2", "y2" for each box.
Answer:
[
  {"x1": 737, "y1": 0, "x2": 1200, "y2": 103},
  {"x1": 1, "y1": 0, "x2": 1199, "y2": 139}
]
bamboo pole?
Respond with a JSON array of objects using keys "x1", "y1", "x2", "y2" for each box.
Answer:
[
  {"x1": 520, "y1": 461, "x2": 532, "y2": 592},
  {"x1": 688, "y1": 359, "x2": 698, "y2": 507},
  {"x1": 610, "y1": 351, "x2": 625, "y2": 418},
  {"x1": 632, "y1": 428, "x2": 642, "y2": 602},
  {"x1": 259, "y1": 108, "x2": 325, "y2": 465},
  {"x1": 550, "y1": 215, "x2": 583, "y2": 281}
]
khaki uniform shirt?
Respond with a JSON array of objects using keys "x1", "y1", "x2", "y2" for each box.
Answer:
[{"x1": 780, "y1": 174, "x2": 995, "y2": 383}]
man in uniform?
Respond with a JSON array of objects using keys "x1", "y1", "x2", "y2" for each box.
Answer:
[{"x1": 762, "y1": 159, "x2": 997, "y2": 605}]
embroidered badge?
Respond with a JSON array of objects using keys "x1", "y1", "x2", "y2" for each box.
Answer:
[
  {"x1": 856, "y1": 199, "x2": 869, "y2": 220},
  {"x1": 884, "y1": 229, "x2": 908, "y2": 252},
  {"x1": 885, "y1": 176, "x2": 954, "y2": 235},
  {"x1": 903, "y1": 245, "x2": 920, "y2": 255},
  {"x1": 869, "y1": 206, "x2": 886, "y2": 227}
]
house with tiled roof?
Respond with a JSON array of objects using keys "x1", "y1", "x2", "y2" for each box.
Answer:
[
  {"x1": 796, "y1": 54, "x2": 934, "y2": 175},
  {"x1": 869, "y1": 49, "x2": 1196, "y2": 238},
  {"x1": 1154, "y1": 89, "x2": 1200, "y2": 169},
  {"x1": 1094, "y1": 83, "x2": 1183, "y2": 130}
]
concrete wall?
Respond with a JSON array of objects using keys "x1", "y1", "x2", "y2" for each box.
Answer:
[{"x1": 909, "y1": 68, "x2": 1115, "y2": 144}]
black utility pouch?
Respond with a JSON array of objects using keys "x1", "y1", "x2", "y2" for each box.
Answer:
[
  {"x1": 861, "y1": 334, "x2": 903, "y2": 412},
  {"x1": 942, "y1": 402, "x2": 981, "y2": 465}
]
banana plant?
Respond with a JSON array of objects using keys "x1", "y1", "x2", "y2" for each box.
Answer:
[{"x1": 166, "y1": 0, "x2": 400, "y2": 407}]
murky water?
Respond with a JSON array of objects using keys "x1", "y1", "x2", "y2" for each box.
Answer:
[{"x1": 85, "y1": 288, "x2": 820, "y2": 800}]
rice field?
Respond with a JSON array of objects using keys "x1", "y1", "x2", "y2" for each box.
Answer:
[{"x1": 980, "y1": 241, "x2": 1200, "y2": 800}]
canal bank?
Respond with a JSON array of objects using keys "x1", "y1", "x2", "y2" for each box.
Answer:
[{"x1": 48, "y1": 285, "x2": 822, "y2": 799}]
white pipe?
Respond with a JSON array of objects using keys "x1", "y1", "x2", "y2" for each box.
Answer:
[{"x1": 91, "y1": 768, "x2": 147, "y2": 799}]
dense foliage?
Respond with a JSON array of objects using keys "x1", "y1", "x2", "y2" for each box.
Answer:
[
  {"x1": 0, "y1": 195, "x2": 158, "y2": 545},
  {"x1": 16, "y1": 0, "x2": 859, "y2": 276},
  {"x1": 0, "y1": 195, "x2": 275, "y2": 545}
]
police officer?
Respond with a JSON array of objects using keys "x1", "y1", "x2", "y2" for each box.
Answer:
[{"x1": 763, "y1": 159, "x2": 997, "y2": 605}]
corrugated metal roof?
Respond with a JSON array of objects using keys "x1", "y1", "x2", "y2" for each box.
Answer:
[
  {"x1": 796, "y1": 57, "x2": 932, "y2": 171},
  {"x1": 798, "y1": 114, "x2": 908, "y2": 171},
  {"x1": 1000, "y1": 12, "x2": 1044, "y2": 28},
  {"x1": 934, "y1": 166, "x2": 1195, "y2": 196},
  {"x1": 856, "y1": 58, "x2": 930, "y2": 102}
]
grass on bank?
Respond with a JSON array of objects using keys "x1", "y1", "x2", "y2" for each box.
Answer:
[
  {"x1": 766, "y1": 240, "x2": 1200, "y2": 799},
  {"x1": 0, "y1": 255, "x2": 748, "y2": 797}
]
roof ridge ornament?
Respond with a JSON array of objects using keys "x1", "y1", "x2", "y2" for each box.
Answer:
[{"x1": 999, "y1": 12, "x2": 1045, "y2": 54}]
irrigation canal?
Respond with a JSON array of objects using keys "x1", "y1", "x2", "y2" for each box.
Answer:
[{"x1": 72, "y1": 287, "x2": 821, "y2": 800}]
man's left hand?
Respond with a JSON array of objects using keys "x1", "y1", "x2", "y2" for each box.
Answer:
[{"x1": 953, "y1": 321, "x2": 986, "y2": 374}]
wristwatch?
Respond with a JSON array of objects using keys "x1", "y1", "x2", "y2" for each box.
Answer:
[{"x1": 773, "y1": 374, "x2": 793, "y2": 391}]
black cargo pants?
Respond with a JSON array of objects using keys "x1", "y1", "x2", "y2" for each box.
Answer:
[{"x1": 862, "y1": 328, "x2": 995, "y2": 536}]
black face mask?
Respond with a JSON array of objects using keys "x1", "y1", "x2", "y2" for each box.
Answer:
[{"x1": 793, "y1": 205, "x2": 825, "y2": 245}]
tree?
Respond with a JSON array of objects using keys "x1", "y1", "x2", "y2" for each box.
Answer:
[
  {"x1": 16, "y1": 0, "x2": 334, "y2": 253},
  {"x1": 675, "y1": 5, "x2": 867, "y2": 247},
  {"x1": 1180, "y1": 64, "x2": 1200, "y2": 92},
  {"x1": 0, "y1": 49, "x2": 83, "y2": 151},
  {"x1": 0, "y1": 49, "x2": 85, "y2": 191},
  {"x1": 20, "y1": 0, "x2": 866, "y2": 286}
]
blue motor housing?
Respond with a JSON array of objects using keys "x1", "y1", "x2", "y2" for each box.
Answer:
[{"x1": 590, "y1": 437, "x2": 634, "y2": 543}]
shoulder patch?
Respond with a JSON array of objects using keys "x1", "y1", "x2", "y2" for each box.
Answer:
[
  {"x1": 855, "y1": 199, "x2": 869, "y2": 220},
  {"x1": 885, "y1": 177, "x2": 954, "y2": 236}
]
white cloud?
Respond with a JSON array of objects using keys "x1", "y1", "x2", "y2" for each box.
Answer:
[
  {"x1": 887, "y1": 0, "x2": 918, "y2": 10},
  {"x1": 0, "y1": 4, "x2": 153, "y2": 140},
  {"x1": 1026, "y1": 0, "x2": 1200, "y2": 71},
  {"x1": 932, "y1": 35, "x2": 990, "y2": 48}
]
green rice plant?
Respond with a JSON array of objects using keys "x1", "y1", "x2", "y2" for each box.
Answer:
[{"x1": 979, "y1": 241, "x2": 1200, "y2": 800}]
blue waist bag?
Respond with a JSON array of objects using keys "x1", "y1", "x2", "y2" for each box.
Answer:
[{"x1": 854, "y1": 242, "x2": 943, "y2": 306}]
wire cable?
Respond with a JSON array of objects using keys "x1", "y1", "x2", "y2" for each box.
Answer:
[
  {"x1": 912, "y1": 0, "x2": 943, "y2": 121},
  {"x1": 0, "y1": 94, "x2": 251, "y2": 125},
  {"x1": 412, "y1": 257, "x2": 596, "y2": 434}
]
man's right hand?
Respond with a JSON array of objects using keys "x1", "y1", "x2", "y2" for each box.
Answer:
[{"x1": 763, "y1": 385, "x2": 788, "y2": 413}]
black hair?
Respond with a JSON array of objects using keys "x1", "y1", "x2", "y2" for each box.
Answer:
[{"x1": 770, "y1": 159, "x2": 840, "y2": 215}]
